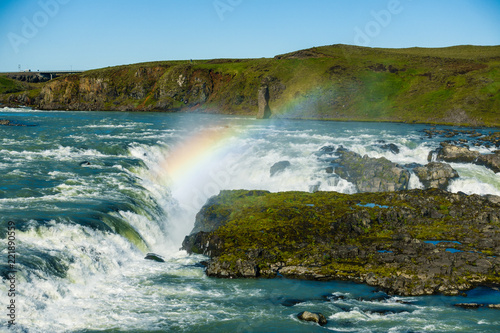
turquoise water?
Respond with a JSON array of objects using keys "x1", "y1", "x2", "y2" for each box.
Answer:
[{"x1": 1, "y1": 108, "x2": 499, "y2": 332}]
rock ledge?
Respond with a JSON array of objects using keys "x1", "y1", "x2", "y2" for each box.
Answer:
[{"x1": 183, "y1": 189, "x2": 500, "y2": 296}]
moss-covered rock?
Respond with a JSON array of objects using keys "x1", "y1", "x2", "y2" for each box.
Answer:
[
  {"x1": 182, "y1": 189, "x2": 500, "y2": 296},
  {"x1": 414, "y1": 162, "x2": 459, "y2": 190},
  {"x1": 333, "y1": 148, "x2": 410, "y2": 192}
]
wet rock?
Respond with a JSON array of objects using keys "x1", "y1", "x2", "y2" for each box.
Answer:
[
  {"x1": 478, "y1": 132, "x2": 500, "y2": 147},
  {"x1": 325, "y1": 166, "x2": 334, "y2": 174},
  {"x1": 206, "y1": 258, "x2": 259, "y2": 278},
  {"x1": 297, "y1": 311, "x2": 327, "y2": 326},
  {"x1": 380, "y1": 143, "x2": 400, "y2": 154},
  {"x1": 414, "y1": 162, "x2": 459, "y2": 190},
  {"x1": 278, "y1": 266, "x2": 329, "y2": 280},
  {"x1": 144, "y1": 253, "x2": 165, "y2": 262},
  {"x1": 431, "y1": 143, "x2": 500, "y2": 173},
  {"x1": 334, "y1": 149, "x2": 410, "y2": 192},
  {"x1": 316, "y1": 145, "x2": 336, "y2": 156},
  {"x1": 270, "y1": 161, "x2": 291, "y2": 177},
  {"x1": 476, "y1": 151, "x2": 500, "y2": 173},
  {"x1": 430, "y1": 143, "x2": 480, "y2": 163},
  {"x1": 454, "y1": 303, "x2": 483, "y2": 309},
  {"x1": 79, "y1": 161, "x2": 91, "y2": 166},
  {"x1": 404, "y1": 163, "x2": 423, "y2": 171},
  {"x1": 0, "y1": 119, "x2": 35, "y2": 126}
]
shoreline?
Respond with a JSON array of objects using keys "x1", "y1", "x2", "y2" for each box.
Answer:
[{"x1": 2, "y1": 105, "x2": 500, "y2": 129}]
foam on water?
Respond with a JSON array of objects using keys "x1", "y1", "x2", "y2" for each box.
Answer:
[
  {"x1": 1, "y1": 109, "x2": 500, "y2": 332},
  {"x1": 448, "y1": 163, "x2": 500, "y2": 195}
]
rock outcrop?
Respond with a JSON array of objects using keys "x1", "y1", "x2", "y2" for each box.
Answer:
[
  {"x1": 257, "y1": 85, "x2": 271, "y2": 119},
  {"x1": 430, "y1": 143, "x2": 500, "y2": 173},
  {"x1": 182, "y1": 189, "x2": 500, "y2": 296},
  {"x1": 414, "y1": 162, "x2": 459, "y2": 190},
  {"x1": 334, "y1": 149, "x2": 410, "y2": 192},
  {"x1": 477, "y1": 151, "x2": 500, "y2": 174}
]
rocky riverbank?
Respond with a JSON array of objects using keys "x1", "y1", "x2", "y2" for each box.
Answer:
[
  {"x1": 2, "y1": 44, "x2": 499, "y2": 126},
  {"x1": 182, "y1": 189, "x2": 500, "y2": 296}
]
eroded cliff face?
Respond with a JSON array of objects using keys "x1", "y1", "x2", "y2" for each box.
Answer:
[
  {"x1": 37, "y1": 66, "x2": 171, "y2": 111},
  {"x1": 32, "y1": 64, "x2": 268, "y2": 114}
]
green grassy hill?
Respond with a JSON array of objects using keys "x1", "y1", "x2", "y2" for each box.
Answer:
[
  {"x1": 1, "y1": 44, "x2": 499, "y2": 126},
  {"x1": 0, "y1": 76, "x2": 27, "y2": 94}
]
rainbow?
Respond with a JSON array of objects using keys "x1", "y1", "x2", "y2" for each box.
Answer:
[
  {"x1": 153, "y1": 125, "x2": 240, "y2": 187},
  {"x1": 152, "y1": 86, "x2": 329, "y2": 187}
]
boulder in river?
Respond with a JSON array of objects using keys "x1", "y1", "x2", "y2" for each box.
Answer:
[
  {"x1": 145, "y1": 253, "x2": 165, "y2": 262},
  {"x1": 315, "y1": 145, "x2": 336, "y2": 156},
  {"x1": 270, "y1": 161, "x2": 291, "y2": 177},
  {"x1": 334, "y1": 149, "x2": 410, "y2": 192},
  {"x1": 379, "y1": 143, "x2": 400, "y2": 154},
  {"x1": 414, "y1": 162, "x2": 459, "y2": 190},
  {"x1": 430, "y1": 143, "x2": 480, "y2": 163},
  {"x1": 0, "y1": 119, "x2": 35, "y2": 126},
  {"x1": 430, "y1": 143, "x2": 500, "y2": 173},
  {"x1": 297, "y1": 311, "x2": 327, "y2": 326},
  {"x1": 454, "y1": 303, "x2": 482, "y2": 309},
  {"x1": 477, "y1": 151, "x2": 500, "y2": 173}
]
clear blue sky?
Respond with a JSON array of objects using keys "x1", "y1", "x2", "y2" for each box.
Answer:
[{"x1": 1, "y1": 0, "x2": 499, "y2": 72}]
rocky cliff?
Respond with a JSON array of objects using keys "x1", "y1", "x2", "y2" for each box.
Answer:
[
  {"x1": 182, "y1": 189, "x2": 500, "y2": 296},
  {"x1": 2, "y1": 44, "x2": 499, "y2": 126}
]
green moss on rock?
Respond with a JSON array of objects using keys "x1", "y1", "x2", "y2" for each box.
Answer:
[{"x1": 182, "y1": 189, "x2": 500, "y2": 296}]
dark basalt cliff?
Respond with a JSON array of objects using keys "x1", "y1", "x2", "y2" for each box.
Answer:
[{"x1": 182, "y1": 189, "x2": 500, "y2": 296}]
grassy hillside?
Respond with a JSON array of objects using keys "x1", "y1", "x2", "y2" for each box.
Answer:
[
  {"x1": 0, "y1": 76, "x2": 27, "y2": 94},
  {"x1": 1, "y1": 44, "x2": 499, "y2": 126}
]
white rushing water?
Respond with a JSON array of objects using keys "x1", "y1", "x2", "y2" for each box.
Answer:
[{"x1": 0, "y1": 108, "x2": 499, "y2": 332}]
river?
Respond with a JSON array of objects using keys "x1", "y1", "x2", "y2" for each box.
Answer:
[{"x1": 1, "y1": 107, "x2": 499, "y2": 332}]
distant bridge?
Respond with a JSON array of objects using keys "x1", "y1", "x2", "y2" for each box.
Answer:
[{"x1": 1, "y1": 70, "x2": 84, "y2": 82}]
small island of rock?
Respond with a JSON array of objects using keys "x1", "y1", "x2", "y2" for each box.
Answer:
[{"x1": 183, "y1": 189, "x2": 500, "y2": 296}]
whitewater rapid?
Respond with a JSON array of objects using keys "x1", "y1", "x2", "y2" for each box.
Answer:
[{"x1": 1, "y1": 108, "x2": 499, "y2": 332}]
